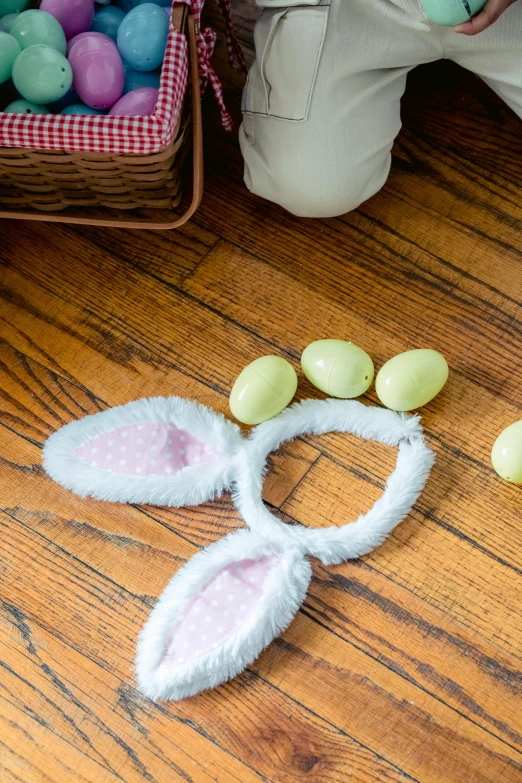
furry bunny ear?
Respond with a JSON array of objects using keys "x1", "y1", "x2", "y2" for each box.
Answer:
[
  {"x1": 136, "y1": 530, "x2": 311, "y2": 701},
  {"x1": 43, "y1": 396, "x2": 243, "y2": 506}
]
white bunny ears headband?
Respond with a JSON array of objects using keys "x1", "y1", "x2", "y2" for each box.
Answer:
[{"x1": 43, "y1": 395, "x2": 435, "y2": 701}]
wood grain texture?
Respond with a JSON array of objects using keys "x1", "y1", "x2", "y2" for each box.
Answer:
[{"x1": 1, "y1": 2, "x2": 522, "y2": 780}]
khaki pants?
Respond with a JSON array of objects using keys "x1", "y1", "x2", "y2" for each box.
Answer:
[{"x1": 239, "y1": 0, "x2": 522, "y2": 217}]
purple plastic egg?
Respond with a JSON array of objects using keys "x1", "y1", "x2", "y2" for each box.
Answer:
[
  {"x1": 40, "y1": 0, "x2": 94, "y2": 40},
  {"x1": 109, "y1": 86, "x2": 158, "y2": 116},
  {"x1": 69, "y1": 31, "x2": 123, "y2": 110}
]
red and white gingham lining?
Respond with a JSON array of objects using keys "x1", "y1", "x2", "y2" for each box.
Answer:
[{"x1": 0, "y1": 0, "x2": 244, "y2": 153}]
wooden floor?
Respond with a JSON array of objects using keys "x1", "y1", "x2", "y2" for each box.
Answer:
[{"x1": 1, "y1": 4, "x2": 522, "y2": 782}]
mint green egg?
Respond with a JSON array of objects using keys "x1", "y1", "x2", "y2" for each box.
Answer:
[
  {"x1": 12, "y1": 44, "x2": 72, "y2": 104},
  {"x1": 301, "y1": 339, "x2": 374, "y2": 398},
  {"x1": 230, "y1": 356, "x2": 297, "y2": 425},
  {"x1": 0, "y1": 31, "x2": 20, "y2": 84},
  {"x1": 0, "y1": 0, "x2": 30, "y2": 15},
  {"x1": 0, "y1": 12, "x2": 21, "y2": 31},
  {"x1": 420, "y1": 0, "x2": 486, "y2": 25},
  {"x1": 10, "y1": 10, "x2": 66, "y2": 54},
  {"x1": 376, "y1": 349, "x2": 449, "y2": 411},
  {"x1": 491, "y1": 421, "x2": 522, "y2": 485},
  {"x1": 4, "y1": 98, "x2": 50, "y2": 113}
]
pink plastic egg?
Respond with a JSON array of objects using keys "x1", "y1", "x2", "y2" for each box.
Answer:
[
  {"x1": 40, "y1": 0, "x2": 94, "y2": 39},
  {"x1": 109, "y1": 86, "x2": 158, "y2": 116},
  {"x1": 68, "y1": 31, "x2": 123, "y2": 110}
]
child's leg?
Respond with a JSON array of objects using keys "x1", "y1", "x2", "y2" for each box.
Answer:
[
  {"x1": 448, "y1": 3, "x2": 522, "y2": 118},
  {"x1": 240, "y1": 0, "x2": 443, "y2": 218}
]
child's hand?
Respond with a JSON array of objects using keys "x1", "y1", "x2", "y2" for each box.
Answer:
[{"x1": 454, "y1": 0, "x2": 518, "y2": 33}]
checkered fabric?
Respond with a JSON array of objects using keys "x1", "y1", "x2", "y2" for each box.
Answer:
[{"x1": 0, "y1": 0, "x2": 244, "y2": 153}]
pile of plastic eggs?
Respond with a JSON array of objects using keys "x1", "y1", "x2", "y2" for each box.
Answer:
[{"x1": 0, "y1": 0, "x2": 171, "y2": 116}]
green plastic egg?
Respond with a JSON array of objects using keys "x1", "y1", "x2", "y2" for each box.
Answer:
[
  {"x1": 0, "y1": 31, "x2": 20, "y2": 84},
  {"x1": 0, "y1": 0, "x2": 30, "y2": 15},
  {"x1": 230, "y1": 356, "x2": 297, "y2": 425},
  {"x1": 12, "y1": 44, "x2": 72, "y2": 104},
  {"x1": 301, "y1": 339, "x2": 374, "y2": 398},
  {"x1": 10, "y1": 10, "x2": 66, "y2": 54},
  {"x1": 4, "y1": 98, "x2": 50, "y2": 113},
  {"x1": 491, "y1": 421, "x2": 522, "y2": 485},
  {"x1": 376, "y1": 349, "x2": 448, "y2": 411},
  {"x1": 0, "y1": 12, "x2": 21, "y2": 32}
]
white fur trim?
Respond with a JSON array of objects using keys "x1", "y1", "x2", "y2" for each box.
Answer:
[
  {"x1": 43, "y1": 397, "x2": 243, "y2": 506},
  {"x1": 136, "y1": 529, "x2": 311, "y2": 700},
  {"x1": 234, "y1": 399, "x2": 435, "y2": 564}
]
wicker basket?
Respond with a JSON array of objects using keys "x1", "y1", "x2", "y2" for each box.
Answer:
[{"x1": 0, "y1": 6, "x2": 203, "y2": 230}]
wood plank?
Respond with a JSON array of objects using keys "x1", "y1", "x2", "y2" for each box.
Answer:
[
  {"x1": 2, "y1": 424, "x2": 522, "y2": 773},
  {"x1": 1, "y1": 500, "x2": 521, "y2": 783}
]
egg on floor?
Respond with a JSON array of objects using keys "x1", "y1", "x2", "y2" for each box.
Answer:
[
  {"x1": 491, "y1": 421, "x2": 522, "y2": 485},
  {"x1": 229, "y1": 356, "x2": 298, "y2": 425},
  {"x1": 375, "y1": 349, "x2": 449, "y2": 411},
  {"x1": 301, "y1": 339, "x2": 374, "y2": 398}
]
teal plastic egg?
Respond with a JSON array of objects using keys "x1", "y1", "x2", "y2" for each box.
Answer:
[
  {"x1": 91, "y1": 5, "x2": 125, "y2": 42},
  {"x1": 12, "y1": 44, "x2": 72, "y2": 104},
  {"x1": 61, "y1": 103, "x2": 102, "y2": 114},
  {"x1": 4, "y1": 98, "x2": 50, "y2": 113},
  {"x1": 10, "y1": 10, "x2": 66, "y2": 54},
  {"x1": 0, "y1": 31, "x2": 20, "y2": 84},
  {"x1": 0, "y1": 11, "x2": 20, "y2": 31},
  {"x1": 420, "y1": 0, "x2": 486, "y2": 25},
  {"x1": 230, "y1": 356, "x2": 298, "y2": 425},
  {"x1": 0, "y1": 0, "x2": 30, "y2": 15},
  {"x1": 491, "y1": 421, "x2": 522, "y2": 485}
]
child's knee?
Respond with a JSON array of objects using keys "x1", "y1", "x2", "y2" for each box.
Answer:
[{"x1": 242, "y1": 132, "x2": 391, "y2": 218}]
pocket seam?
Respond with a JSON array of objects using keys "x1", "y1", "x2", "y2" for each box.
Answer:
[{"x1": 246, "y1": 4, "x2": 329, "y2": 123}]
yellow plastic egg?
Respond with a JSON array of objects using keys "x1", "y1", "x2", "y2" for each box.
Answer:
[
  {"x1": 301, "y1": 339, "x2": 374, "y2": 398},
  {"x1": 229, "y1": 355, "x2": 297, "y2": 425},
  {"x1": 491, "y1": 421, "x2": 522, "y2": 485},
  {"x1": 375, "y1": 349, "x2": 448, "y2": 411}
]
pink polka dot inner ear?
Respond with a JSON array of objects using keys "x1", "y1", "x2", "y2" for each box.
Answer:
[
  {"x1": 160, "y1": 557, "x2": 274, "y2": 667},
  {"x1": 73, "y1": 422, "x2": 220, "y2": 476}
]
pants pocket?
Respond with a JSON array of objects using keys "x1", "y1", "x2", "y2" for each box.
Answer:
[{"x1": 243, "y1": 0, "x2": 329, "y2": 122}]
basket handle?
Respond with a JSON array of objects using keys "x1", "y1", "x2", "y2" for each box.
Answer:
[{"x1": 0, "y1": 13, "x2": 204, "y2": 231}]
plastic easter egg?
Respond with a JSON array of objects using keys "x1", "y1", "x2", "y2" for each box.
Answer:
[
  {"x1": 40, "y1": 0, "x2": 94, "y2": 40},
  {"x1": 116, "y1": 0, "x2": 170, "y2": 10},
  {"x1": 12, "y1": 44, "x2": 72, "y2": 104},
  {"x1": 0, "y1": 11, "x2": 20, "y2": 32},
  {"x1": 421, "y1": 0, "x2": 486, "y2": 25},
  {"x1": 91, "y1": 5, "x2": 125, "y2": 41},
  {"x1": 10, "y1": 10, "x2": 66, "y2": 54},
  {"x1": 301, "y1": 339, "x2": 374, "y2": 398},
  {"x1": 117, "y1": 3, "x2": 168, "y2": 71},
  {"x1": 123, "y1": 64, "x2": 160, "y2": 93},
  {"x1": 109, "y1": 86, "x2": 158, "y2": 115},
  {"x1": 0, "y1": 0, "x2": 29, "y2": 15},
  {"x1": 375, "y1": 349, "x2": 448, "y2": 412},
  {"x1": 0, "y1": 31, "x2": 20, "y2": 84},
  {"x1": 491, "y1": 421, "x2": 522, "y2": 485},
  {"x1": 69, "y1": 33, "x2": 124, "y2": 110},
  {"x1": 230, "y1": 356, "x2": 298, "y2": 425},
  {"x1": 61, "y1": 103, "x2": 103, "y2": 114},
  {"x1": 4, "y1": 98, "x2": 50, "y2": 113}
]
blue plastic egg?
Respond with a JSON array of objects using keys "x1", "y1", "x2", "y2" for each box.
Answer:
[
  {"x1": 61, "y1": 103, "x2": 103, "y2": 114},
  {"x1": 117, "y1": 3, "x2": 168, "y2": 71},
  {"x1": 91, "y1": 5, "x2": 125, "y2": 41},
  {"x1": 123, "y1": 63, "x2": 160, "y2": 93}
]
